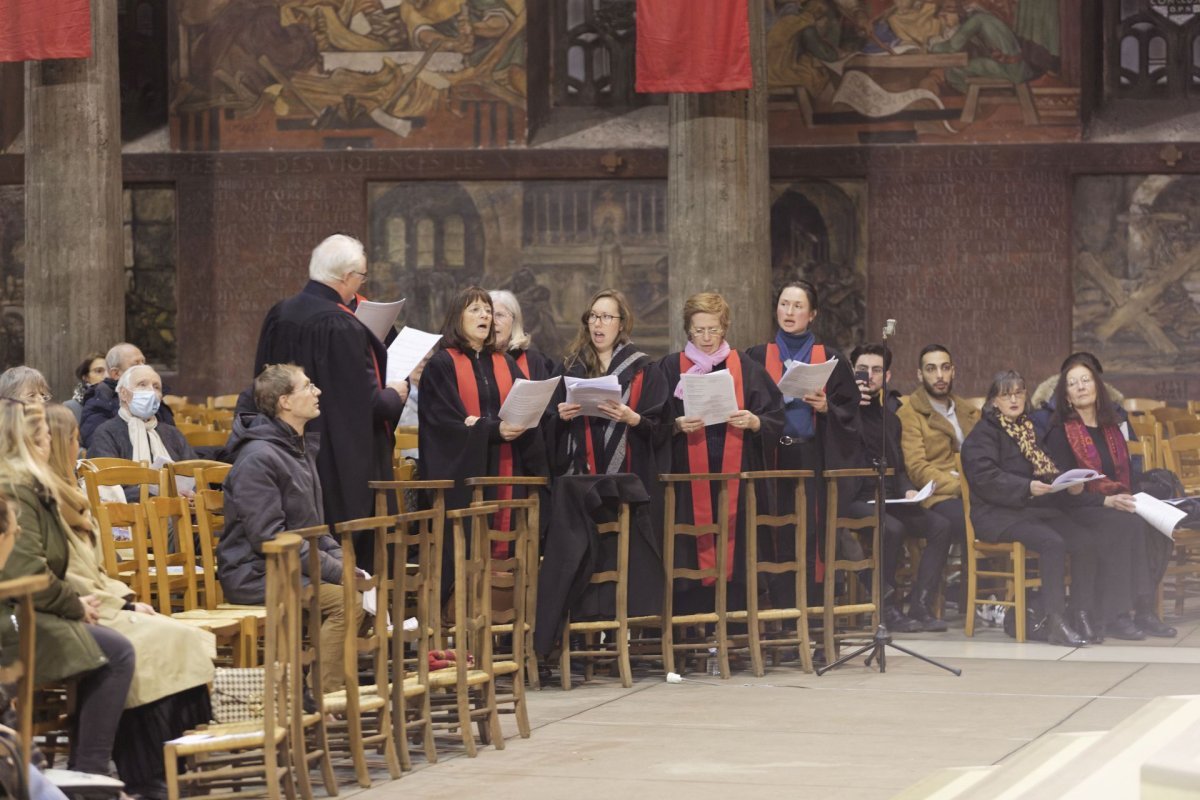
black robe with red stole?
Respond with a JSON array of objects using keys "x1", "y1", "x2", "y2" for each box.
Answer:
[
  {"x1": 659, "y1": 350, "x2": 784, "y2": 613},
  {"x1": 510, "y1": 346, "x2": 557, "y2": 381},
  {"x1": 252, "y1": 281, "x2": 405, "y2": 561}
]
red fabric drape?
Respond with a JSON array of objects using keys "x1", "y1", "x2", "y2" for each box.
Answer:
[
  {"x1": 0, "y1": 0, "x2": 92, "y2": 62},
  {"x1": 635, "y1": 0, "x2": 752, "y2": 94}
]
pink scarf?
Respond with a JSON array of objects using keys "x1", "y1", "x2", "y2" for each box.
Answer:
[{"x1": 673, "y1": 340, "x2": 731, "y2": 399}]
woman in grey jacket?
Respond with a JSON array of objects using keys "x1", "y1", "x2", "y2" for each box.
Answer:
[{"x1": 217, "y1": 364, "x2": 362, "y2": 693}]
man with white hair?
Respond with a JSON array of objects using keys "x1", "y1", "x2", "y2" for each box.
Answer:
[
  {"x1": 88, "y1": 365, "x2": 195, "y2": 498},
  {"x1": 251, "y1": 235, "x2": 408, "y2": 566},
  {"x1": 80, "y1": 342, "x2": 175, "y2": 448}
]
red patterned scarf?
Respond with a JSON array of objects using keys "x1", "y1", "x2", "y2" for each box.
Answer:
[{"x1": 1063, "y1": 419, "x2": 1131, "y2": 494}]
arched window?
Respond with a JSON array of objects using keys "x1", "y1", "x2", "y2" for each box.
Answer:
[
  {"x1": 386, "y1": 217, "x2": 407, "y2": 264},
  {"x1": 1111, "y1": 1, "x2": 1200, "y2": 97},
  {"x1": 551, "y1": 0, "x2": 662, "y2": 108},
  {"x1": 443, "y1": 215, "x2": 465, "y2": 267},
  {"x1": 416, "y1": 217, "x2": 435, "y2": 269}
]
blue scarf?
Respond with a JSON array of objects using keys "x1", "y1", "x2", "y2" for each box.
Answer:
[{"x1": 776, "y1": 329, "x2": 816, "y2": 438}]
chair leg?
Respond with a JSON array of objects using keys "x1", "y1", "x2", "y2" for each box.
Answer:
[
  {"x1": 747, "y1": 615, "x2": 764, "y2": 678},
  {"x1": 964, "y1": 546, "x2": 978, "y2": 638},
  {"x1": 312, "y1": 717, "x2": 338, "y2": 795},
  {"x1": 380, "y1": 705, "x2": 402, "y2": 780},
  {"x1": 511, "y1": 671, "x2": 531, "y2": 738},
  {"x1": 616, "y1": 621, "x2": 632, "y2": 688},
  {"x1": 394, "y1": 688, "x2": 413, "y2": 772},
  {"x1": 1014, "y1": 546, "x2": 1027, "y2": 644},
  {"x1": 421, "y1": 692, "x2": 438, "y2": 764},
  {"x1": 485, "y1": 682, "x2": 504, "y2": 750},
  {"x1": 560, "y1": 622, "x2": 572, "y2": 690},
  {"x1": 164, "y1": 744, "x2": 181, "y2": 800}
]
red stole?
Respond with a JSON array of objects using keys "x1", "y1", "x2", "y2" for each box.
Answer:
[
  {"x1": 515, "y1": 351, "x2": 529, "y2": 379},
  {"x1": 338, "y1": 295, "x2": 384, "y2": 389},
  {"x1": 583, "y1": 372, "x2": 644, "y2": 474},
  {"x1": 449, "y1": 349, "x2": 516, "y2": 553},
  {"x1": 1063, "y1": 419, "x2": 1132, "y2": 494},
  {"x1": 765, "y1": 341, "x2": 826, "y2": 581},
  {"x1": 681, "y1": 351, "x2": 744, "y2": 584}
]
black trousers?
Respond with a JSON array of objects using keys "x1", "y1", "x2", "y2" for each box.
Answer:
[
  {"x1": 988, "y1": 508, "x2": 1101, "y2": 616},
  {"x1": 930, "y1": 497, "x2": 969, "y2": 555},
  {"x1": 70, "y1": 624, "x2": 135, "y2": 775},
  {"x1": 844, "y1": 500, "x2": 952, "y2": 601}
]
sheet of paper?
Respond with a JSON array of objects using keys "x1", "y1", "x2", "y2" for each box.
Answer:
[
  {"x1": 498, "y1": 377, "x2": 561, "y2": 428},
  {"x1": 681, "y1": 370, "x2": 739, "y2": 427},
  {"x1": 385, "y1": 326, "x2": 442, "y2": 383},
  {"x1": 777, "y1": 357, "x2": 838, "y2": 399},
  {"x1": 869, "y1": 480, "x2": 935, "y2": 505},
  {"x1": 355, "y1": 298, "x2": 406, "y2": 341},
  {"x1": 1134, "y1": 492, "x2": 1187, "y2": 539},
  {"x1": 1047, "y1": 468, "x2": 1103, "y2": 493},
  {"x1": 565, "y1": 375, "x2": 622, "y2": 417}
]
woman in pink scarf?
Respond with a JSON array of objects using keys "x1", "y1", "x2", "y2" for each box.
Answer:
[{"x1": 657, "y1": 292, "x2": 784, "y2": 615}]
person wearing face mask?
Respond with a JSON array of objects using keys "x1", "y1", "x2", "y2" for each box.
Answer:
[{"x1": 86, "y1": 365, "x2": 195, "y2": 499}]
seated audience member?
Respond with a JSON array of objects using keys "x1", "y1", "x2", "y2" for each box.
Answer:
[
  {"x1": 80, "y1": 342, "x2": 175, "y2": 448},
  {"x1": 218, "y1": 364, "x2": 361, "y2": 693},
  {"x1": 1029, "y1": 352, "x2": 1129, "y2": 441},
  {"x1": 0, "y1": 401, "x2": 136, "y2": 781},
  {"x1": 896, "y1": 344, "x2": 980, "y2": 556},
  {"x1": 0, "y1": 366, "x2": 51, "y2": 405},
  {"x1": 87, "y1": 365, "x2": 194, "y2": 470},
  {"x1": 848, "y1": 344, "x2": 951, "y2": 633},
  {"x1": 45, "y1": 403, "x2": 214, "y2": 799},
  {"x1": 63, "y1": 353, "x2": 107, "y2": 423},
  {"x1": 961, "y1": 370, "x2": 1126, "y2": 648},
  {"x1": 1043, "y1": 353, "x2": 1176, "y2": 639}
]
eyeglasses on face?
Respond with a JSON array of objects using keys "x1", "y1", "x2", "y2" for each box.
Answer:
[
  {"x1": 1066, "y1": 376, "x2": 1094, "y2": 389},
  {"x1": 588, "y1": 313, "x2": 621, "y2": 325},
  {"x1": 292, "y1": 380, "x2": 319, "y2": 395},
  {"x1": 998, "y1": 389, "x2": 1027, "y2": 400},
  {"x1": 689, "y1": 327, "x2": 723, "y2": 338}
]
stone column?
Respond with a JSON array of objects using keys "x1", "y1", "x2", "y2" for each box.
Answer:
[
  {"x1": 666, "y1": 0, "x2": 771, "y2": 352},
  {"x1": 24, "y1": 0, "x2": 123, "y2": 398}
]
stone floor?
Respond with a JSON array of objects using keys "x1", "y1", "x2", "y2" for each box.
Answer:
[{"x1": 332, "y1": 607, "x2": 1200, "y2": 800}]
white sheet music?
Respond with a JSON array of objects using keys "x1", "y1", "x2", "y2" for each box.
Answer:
[
  {"x1": 564, "y1": 375, "x2": 622, "y2": 417},
  {"x1": 1133, "y1": 492, "x2": 1188, "y2": 539},
  {"x1": 869, "y1": 480, "x2": 935, "y2": 505},
  {"x1": 1047, "y1": 468, "x2": 1103, "y2": 493},
  {"x1": 385, "y1": 326, "x2": 442, "y2": 383},
  {"x1": 498, "y1": 377, "x2": 561, "y2": 428},
  {"x1": 355, "y1": 298, "x2": 405, "y2": 341},
  {"x1": 681, "y1": 370, "x2": 739, "y2": 426},
  {"x1": 777, "y1": 358, "x2": 838, "y2": 399}
]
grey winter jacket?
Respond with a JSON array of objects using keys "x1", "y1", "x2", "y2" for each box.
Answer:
[{"x1": 217, "y1": 412, "x2": 343, "y2": 604}]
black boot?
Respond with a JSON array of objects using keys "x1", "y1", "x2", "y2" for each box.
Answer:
[
  {"x1": 1134, "y1": 610, "x2": 1177, "y2": 638},
  {"x1": 908, "y1": 592, "x2": 948, "y2": 632},
  {"x1": 884, "y1": 603, "x2": 922, "y2": 633},
  {"x1": 1073, "y1": 608, "x2": 1103, "y2": 644},
  {"x1": 1045, "y1": 612, "x2": 1087, "y2": 647},
  {"x1": 1107, "y1": 615, "x2": 1146, "y2": 641}
]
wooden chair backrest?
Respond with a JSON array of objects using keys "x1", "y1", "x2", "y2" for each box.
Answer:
[
  {"x1": 285, "y1": 524, "x2": 335, "y2": 699},
  {"x1": 394, "y1": 425, "x2": 419, "y2": 454},
  {"x1": 193, "y1": 486, "x2": 226, "y2": 608},
  {"x1": 165, "y1": 458, "x2": 227, "y2": 498},
  {"x1": 1167, "y1": 418, "x2": 1200, "y2": 438},
  {"x1": 1129, "y1": 416, "x2": 1160, "y2": 440},
  {"x1": 331, "y1": 516, "x2": 394, "y2": 713},
  {"x1": 1125, "y1": 397, "x2": 1166, "y2": 413},
  {"x1": 209, "y1": 394, "x2": 240, "y2": 410},
  {"x1": 1163, "y1": 434, "x2": 1200, "y2": 486},
  {"x1": 388, "y1": 502, "x2": 446, "y2": 674},
  {"x1": 740, "y1": 469, "x2": 814, "y2": 613},
  {"x1": 185, "y1": 429, "x2": 229, "y2": 449},
  {"x1": 82, "y1": 464, "x2": 161, "y2": 516},
  {"x1": 94, "y1": 501, "x2": 153, "y2": 602},
  {"x1": 261, "y1": 533, "x2": 305, "y2": 790},
  {"x1": 1152, "y1": 406, "x2": 1194, "y2": 424},
  {"x1": 175, "y1": 422, "x2": 211, "y2": 436},
  {"x1": 446, "y1": 505, "x2": 500, "y2": 679},
  {"x1": 162, "y1": 394, "x2": 189, "y2": 412},
  {"x1": 174, "y1": 403, "x2": 209, "y2": 424},
  {"x1": 143, "y1": 495, "x2": 201, "y2": 613},
  {"x1": 0, "y1": 574, "x2": 50, "y2": 769}
]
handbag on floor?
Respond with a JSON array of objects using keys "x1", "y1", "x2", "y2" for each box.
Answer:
[{"x1": 210, "y1": 667, "x2": 266, "y2": 723}]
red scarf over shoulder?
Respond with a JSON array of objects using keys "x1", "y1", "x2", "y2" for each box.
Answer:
[{"x1": 1063, "y1": 419, "x2": 1132, "y2": 494}]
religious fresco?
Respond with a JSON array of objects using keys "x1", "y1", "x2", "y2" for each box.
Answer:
[
  {"x1": 366, "y1": 178, "x2": 866, "y2": 360},
  {"x1": 0, "y1": 186, "x2": 179, "y2": 372},
  {"x1": 169, "y1": 0, "x2": 527, "y2": 151},
  {"x1": 1073, "y1": 175, "x2": 1200, "y2": 400},
  {"x1": 766, "y1": 0, "x2": 1081, "y2": 144}
]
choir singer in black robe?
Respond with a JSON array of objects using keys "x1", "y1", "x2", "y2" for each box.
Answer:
[
  {"x1": 418, "y1": 287, "x2": 548, "y2": 598},
  {"x1": 251, "y1": 234, "x2": 408, "y2": 566},
  {"x1": 660, "y1": 292, "x2": 784, "y2": 614}
]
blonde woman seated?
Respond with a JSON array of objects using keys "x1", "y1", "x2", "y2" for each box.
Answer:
[{"x1": 45, "y1": 404, "x2": 214, "y2": 800}]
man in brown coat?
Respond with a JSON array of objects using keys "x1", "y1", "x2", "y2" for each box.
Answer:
[{"x1": 897, "y1": 343, "x2": 980, "y2": 553}]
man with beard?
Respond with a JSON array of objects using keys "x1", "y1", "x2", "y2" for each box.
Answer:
[{"x1": 896, "y1": 344, "x2": 979, "y2": 554}]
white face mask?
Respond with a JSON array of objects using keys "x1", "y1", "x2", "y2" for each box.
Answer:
[{"x1": 129, "y1": 390, "x2": 160, "y2": 420}]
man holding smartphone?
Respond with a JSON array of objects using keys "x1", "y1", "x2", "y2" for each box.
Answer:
[{"x1": 847, "y1": 344, "x2": 952, "y2": 633}]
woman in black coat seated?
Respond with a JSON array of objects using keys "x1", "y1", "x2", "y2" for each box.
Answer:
[
  {"x1": 1043, "y1": 353, "x2": 1176, "y2": 639},
  {"x1": 961, "y1": 370, "x2": 1130, "y2": 647}
]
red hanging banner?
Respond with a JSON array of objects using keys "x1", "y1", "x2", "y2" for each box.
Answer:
[
  {"x1": 635, "y1": 0, "x2": 752, "y2": 94},
  {"x1": 0, "y1": 0, "x2": 92, "y2": 63}
]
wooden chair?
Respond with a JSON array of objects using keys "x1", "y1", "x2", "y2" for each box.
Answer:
[
  {"x1": 81, "y1": 463, "x2": 160, "y2": 510},
  {"x1": 1162, "y1": 435, "x2": 1200, "y2": 495},
  {"x1": 1124, "y1": 397, "x2": 1165, "y2": 414},
  {"x1": 0, "y1": 574, "x2": 51, "y2": 769},
  {"x1": 385, "y1": 494, "x2": 450, "y2": 770},
  {"x1": 324, "y1": 517, "x2": 402, "y2": 786},
  {"x1": 1189, "y1": 401, "x2": 1200, "y2": 416},
  {"x1": 659, "y1": 472, "x2": 737, "y2": 679},
  {"x1": 1129, "y1": 418, "x2": 1162, "y2": 470},
  {"x1": 728, "y1": 470, "x2": 815, "y2": 676},
  {"x1": 429, "y1": 504, "x2": 503, "y2": 757},
  {"x1": 186, "y1": 429, "x2": 230, "y2": 449},
  {"x1": 209, "y1": 394, "x2": 240, "y2": 409},
  {"x1": 94, "y1": 500, "x2": 155, "y2": 602},
  {"x1": 174, "y1": 403, "x2": 210, "y2": 425},
  {"x1": 162, "y1": 394, "x2": 189, "y2": 413},
  {"x1": 394, "y1": 425, "x2": 418, "y2": 455},
  {"x1": 1152, "y1": 406, "x2": 1194, "y2": 426},
  {"x1": 165, "y1": 458, "x2": 227, "y2": 498},
  {"x1": 78, "y1": 456, "x2": 144, "y2": 472},
  {"x1": 164, "y1": 533, "x2": 304, "y2": 800},
  {"x1": 958, "y1": 455, "x2": 1043, "y2": 642},
  {"x1": 814, "y1": 469, "x2": 884, "y2": 663},
  {"x1": 465, "y1": 475, "x2": 548, "y2": 691},
  {"x1": 1166, "y1": 417, "x2": 1200, "y2": 439},
  {"x1": 963, "y1": 397, "x2": 985, "y2": 412},
  {"x1": 175, "y1": 422, "x2": 211, "y2": 437}
]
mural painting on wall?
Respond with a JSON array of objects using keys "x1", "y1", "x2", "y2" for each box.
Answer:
[
  {"x1": 0, "y1": 187, "x2": 179, "y2": 372},
  {"x1": 366, "y1": 179, "x2": 866, "y2": 360},
  {"x1": 171, "y1": 0, "x2": 526, "y2": 151},
  {"x1": 766, "y1": 0, "x2": 1080, "y2": 144},
  {"x1": 1074, "y1": 175, "x2": 1200, "y2": 402}
]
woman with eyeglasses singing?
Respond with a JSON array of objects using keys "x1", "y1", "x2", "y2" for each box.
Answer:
[
  {"x1": 659, "y1": 292, "x2": 784, "y2": 614},
  {"x1": 962, "y1": 369, "x2": 1127, "y2": 648},
  {"x1": 489, "y1": 289, "x2": 557, "y2": 381},
  {"x1": 744, "y1": 280, "x2": 861, "y2": 608},
  {"x1": 1042, "y1": 353, "x2": 1176, "y2": 641}
]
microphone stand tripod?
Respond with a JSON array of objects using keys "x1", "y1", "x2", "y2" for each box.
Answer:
[{"x1": 816, "y1": 321, "x2": 962, "y2": 677}]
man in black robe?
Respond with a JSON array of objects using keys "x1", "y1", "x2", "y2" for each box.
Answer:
[{"x1": 251, "y1": 234, "x2": 408, "y2": 567}]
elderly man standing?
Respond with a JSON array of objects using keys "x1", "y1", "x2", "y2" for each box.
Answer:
[
  {"x1": 80, "y1": 342, "x2": 175, "y2": 448},
  {"x1": 251, "y1": 234, "x2": 407, "y2": 567},
  {"x1": 88, "y1": 364, "x2": 194, "y2": 467}
]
